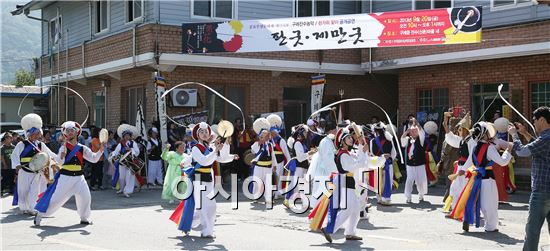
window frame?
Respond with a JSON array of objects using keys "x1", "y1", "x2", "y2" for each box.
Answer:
[
  {"x1": 412, "y1": 0, "x2": 454, "y2": 10},
  {"x1": 190, "y1": 0, "x2": 237, "y2": 20},
  {"x1": 94, "y1": 0, "x2": 110, "y2": 35},
  {"x1": 93, "y1": 90, "x2": 106, "y2": 128},
  {"x1": 416, "y1": 87, "x2": 450, "y2": 112},
  {"x1": 529, "y1": 81, "x2": 550, "y2": 114},
  {"x1": 125, "y1": 0, "x2": 144, "y2": 24},
  {"x1": 48, "y1": 15, "x2": 62, "y2": 50},
  {"x1": 490, "y1": 0, "x2": 535, "y2": 11},
  {"x1": 293, "y1": 0, "x2": 334, "y2": 17}
]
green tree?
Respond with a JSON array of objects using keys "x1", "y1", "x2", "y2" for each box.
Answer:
[{"x1": 14, "y1": 69, "x2": 35, "y2": 86}]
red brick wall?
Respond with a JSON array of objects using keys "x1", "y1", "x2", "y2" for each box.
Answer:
[
  {"x1": 65, "y1": 66, "x2": 398, "y2": 132},
  {"x1": 397, "y1": 54, "x2": 550, "y2": 124}
]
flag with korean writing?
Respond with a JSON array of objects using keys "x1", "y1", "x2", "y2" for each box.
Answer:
[{"x1": 182, "y1": 6, "x2": 481, "y2": 53}]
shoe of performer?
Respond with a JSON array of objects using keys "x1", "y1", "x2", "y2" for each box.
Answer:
[
  {"x1": 406, "y1": 199, "x2": 412, "y2": 204},
  {"x1": 462, "y1": 221, "x2": 469, "y2": 232},
  {"x1": 27, "y1": 210, "x2": 37, "y2": 216},
  {"x1": 419, "y1": 196, "x2": 425, "y2": 202},
  {"x1": 116, "y1": 190, "x2": 123, "y2": 194},
  {"x1": 80, "y1": 220, "x2": 93, "y2": 225},
  {"x1": 34, "y1": 214, "x2": 42, "y2": 226},
  {"x1": 124, "y1": 193, "x2": 130, "y2": 198},
  {"x1": 485, "y1": 229, "x2": 499, "y2": 233},
  {"x1": 320, "y1": 228, "x2": 333, "y2": 243},
  {"x1": 366, "y1": 203, "x2": 372, "y2": 209},
  {"x1": 345, "y1": 235, "x2": 363, "y2": 241},
  {"x1": 444, "y1": 214, "x2": 453, "y2": 219}
]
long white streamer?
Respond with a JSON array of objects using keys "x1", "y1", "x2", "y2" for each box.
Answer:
[
  {"x1": 498, "y1": 84, "x2": 537, "y2": 137},
  {"x1": 310, "y1": 98, "x2": 404, "y2": 164},
  {"x1": 161, "y1": 82, "x2": 246, "y2": 134},
  {"x1": 18, "y1": 84, "x2": 89, "y2": 126}
]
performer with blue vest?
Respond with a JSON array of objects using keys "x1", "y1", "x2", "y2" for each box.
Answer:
[
  {"x1": 266, "y1": 114, "x2": 291, "y2": 200},
  {"x1": 250, "y1": 118, "x2": 277, "y2": 203},
  {"x1": 317, "y1": 126, "x2": 386, "y2": 243},
  {"x1": 11, "y1": 113, "x2": 59, "y2": 215},
  {"x1": 34, "y1": 121, "x2": 104, "y2": 226},
  {"x1": 170, "y1": 122, "x2": 236, "y2": 238},
  {"x1": 283, "y1": 124, "x2": 310, "y2": 208},
  {"x1": 451, "y1": 122, "x2": 511, "y2": 232},
  {"x1": 369, "y1": 122, "x2": 396, "y2": 206},
  {"x1": 109, "y1": 124, "x2": 140, "y2": 198}
]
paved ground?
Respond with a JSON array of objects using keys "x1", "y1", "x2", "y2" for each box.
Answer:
[{"x1": 1, "y1": 184, "x2": 548, "y2": 250}]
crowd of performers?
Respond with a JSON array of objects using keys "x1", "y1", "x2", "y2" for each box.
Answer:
[{"x1": 9, "y1": 108, "x2": 522, "y2": 242}]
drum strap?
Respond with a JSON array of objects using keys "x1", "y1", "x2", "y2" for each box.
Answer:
[
  {"x1": 20, "y1": 140, "x2": 40, "y2": 160},
  {"x1": 64, "y1": 143, "x2": 83, "y2": 165}
]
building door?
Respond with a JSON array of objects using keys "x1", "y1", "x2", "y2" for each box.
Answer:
[
  {"x1": 472, "y1": 83, "x2": 509, "y2": 122},
  {"x1": 283, "y1": 87, "x2": 310, "y2": 132}
]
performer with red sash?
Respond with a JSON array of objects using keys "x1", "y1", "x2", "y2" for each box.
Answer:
[
  {"x1": 169, "y1": 122, "x2": 237, "y2": 238},
  {"x1": 451, "y1": 122, "x2": 512, "y2": 232},
  {"x1": 109, "y1": 124, "x2": 141, "y2": 198},
  {"x1": 267, "y1": 114, "x2": 290, "y2": 200},
  {"x1": 250, "y1": 118, "x2": 276, "y2": 203},
  {"x1": 369, "y1": 122, "x2": 396, "y2": 206},
  {"x1": 34, "y1": 121, "x2": 105, "y2": 226},
  {"x1": 11, "y1": 113, "x2": 59, "y2": 215}
]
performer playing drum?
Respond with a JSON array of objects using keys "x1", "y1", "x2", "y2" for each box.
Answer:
[
  {"x1": 110, "y1": 124, "x2": 140, "y2": 197},
  {"x1": 11, "y1": 113, "x2": 59, "y2": 215}
]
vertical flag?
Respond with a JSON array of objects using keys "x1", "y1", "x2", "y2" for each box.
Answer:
[
  {"x1": 311, "y1": 74, "x2": 325, "y2": 121},
  {"x1": 136, "y1": 100, "x2": 148, "y2": 141},
  {"x1": 155, "y1": 76, "x2": 168, "y2": 144}
]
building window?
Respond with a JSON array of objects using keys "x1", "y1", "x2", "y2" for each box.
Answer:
[
  {"x1": 95, "y1": 0, "x2": 109, "y2": 33},
  {"x1": 295, "y1": 0, "x2": 332, "y2": 17},
  {"x1": 417, "y1": 88, "x2": 449, "y2": 112},
  {"x1": 126, "y1": 0, "x2": 143, "y2": 23},
  {"x1": 531, "y1": 82, "x2": 550, "y2": 112},
  {"x1": 472, "y1": 83, "x2": 509, "y2": 122},
  {"x1": 48, "y1": 16, "x2": 62, "y2": 49},
  {"x1": 418, "y1": 90, "x2": 432, "y2": 112},
  {"x1": 127, "y1": 87, "x2": 146, "y2": 126},
  {"x1": 206, "y1": 85, "x2": 246, "y2": 124},
  {"x1": 67, "y1": 96, "x2": 75, "y2": 121},
  {"x1": 94, "y1": 91, "x2": 105, "y2": 128},
  {"x1": 413, "y1": 0, "x2": 452, "y2": 10},
  {"x1": 491, "y1": 0, "x2": 533, "y2": 10},
  {"x1": 192, "y1": 0, "x2": 234, "y2": 19}
]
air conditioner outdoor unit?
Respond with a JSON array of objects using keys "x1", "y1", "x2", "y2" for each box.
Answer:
[{"x1": 171, "y1": 89, "x2": 198, "y2": 107}]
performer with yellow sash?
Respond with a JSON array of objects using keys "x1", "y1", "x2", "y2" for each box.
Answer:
[
  {"x1": 451, "y1": 122, "x2": 512, "y2": 232},
  {"x1": 267, "y1": 114, "x2": 291, "y2": 200},
  {"x1": 170, "y1": 122, "x2": 236, "y2": 238},
  {"x1": 11, "y1": 113, "x2": 59, "y2": 215},
  {"x1": 250, "y1": 118, "x2": 276, "y2": 203},
  {"x1": 34, "y1": 121, "x2": 105, "y2": 226}
]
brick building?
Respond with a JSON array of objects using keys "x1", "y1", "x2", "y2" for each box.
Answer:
[{"x1": 11, "y1": 0, "x2": 550, "y2": 186}]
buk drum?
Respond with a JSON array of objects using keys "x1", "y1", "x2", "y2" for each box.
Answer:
[{"x1": 120, "y1": 155, "x2": 145, "y2": 174}]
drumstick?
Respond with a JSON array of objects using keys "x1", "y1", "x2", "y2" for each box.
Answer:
[{"x1": 453, "y1": 10, "x2": 474, "y2": 35}]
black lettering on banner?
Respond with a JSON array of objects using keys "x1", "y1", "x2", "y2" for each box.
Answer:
[
  {"x1": 271, "y1": 30, "x2": 288, "y2": 46},
  {"x1": 349, "y1": 27, "x2": 364, "y2": 45},
  {"x1": 331, "y1": 27, "x2": 348, "y2": 44},
  {"x1": 289, "y1": 30, "x2": 304, "y2": 47}
]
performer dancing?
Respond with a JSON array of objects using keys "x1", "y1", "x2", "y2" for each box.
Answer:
[
  {"x1": 267, "y1": 114, "x2": 291, "y2": 200},
  {"x1": 161, "y1": 141, "x2": 189, "y2": 203},
  {"x1": 11, "y1": 113, "x2": 59, "y2": 215},
  {"x1": 443, "y1": 112, "x2": 474, "y2": 214},
  {"x1": 401, "y1": 119, "x2": 428, "y2": 203},
  {"x1": 451, "y1": 122, "x2": 512, "y2": 232},
  {"x1": 369, "y1": 122, "x2": 396, "y2": 206},
  {"x1": 170, "y1": 122, "x2": 237, "y2": 238},
  {"x1": 284, "y1": 124, "x2": 310, "y2": 208},
  {"x1": 34, "y1": 121, "x2": 104, "y2": 226},
  {"x1": 110, "y1": 124, "x2": 140, "y2": 198},
  {"x1": 250, "y1": 118, "x2": 276, "y2": 203}
]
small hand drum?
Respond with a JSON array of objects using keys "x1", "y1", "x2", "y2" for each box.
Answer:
[
  {"x1": 99, "y1": 128, "x2": 109, "y2": 144},
  {"x1": 28, "y1": 152, "x2": 50, "y2": 172}
]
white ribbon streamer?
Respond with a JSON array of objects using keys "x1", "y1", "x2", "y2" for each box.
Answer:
[
  {"x1": 161, "y1": 82, "x2": 246, "y2": 134},
  {"x1": 309, "y1": 98, "x2": 404, "y2": 164},
  {"x1": 18, "y1": 84, "x2": 89, "y2": 126},
  {"x1": 498, "y1": 84, "x2": 537, "y2": 137}
]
